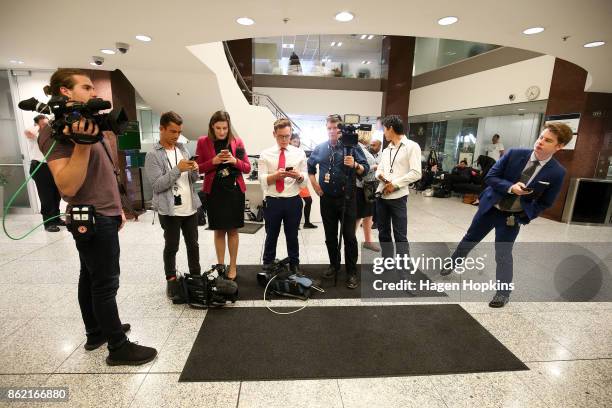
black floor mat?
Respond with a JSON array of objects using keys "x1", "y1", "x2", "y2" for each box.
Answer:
[{"x1": 180, "y1": 304, "x2": 528, "y2": 382}]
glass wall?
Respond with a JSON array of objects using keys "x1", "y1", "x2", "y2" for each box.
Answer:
[
  {"x1": 413, "y1": 38, "x2": 499, "y2": 76},
  {"x1": 138, "y1": 109, "x2": 160, "y2": 144},
  {"x1": 409, "y1": 118, "x2": 478, "y2": 171},
  {"x1": 0, "y1": 70, "x2": 30, "y2": 208},
  {"x1": 254, "y1": 34, "x2": 383, "y2": 79},
  {"x1": 254, "y1": 35, "x2": 499, "y2": 79}
]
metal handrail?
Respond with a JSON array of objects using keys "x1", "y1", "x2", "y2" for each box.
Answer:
[{"x1": 222, "y1": 41, "x2": 310, "y2": 148}]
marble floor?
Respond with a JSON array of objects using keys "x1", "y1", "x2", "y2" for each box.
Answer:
[{"x1": 0, "y1": 194, "x2": 611, "y2": 407}]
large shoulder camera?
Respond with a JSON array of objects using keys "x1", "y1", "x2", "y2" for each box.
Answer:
[
  {"x1": 18, "y1": 96, "x2": 128, "y2": 145},
  {"x1": 337, "y1": 114, "x2": 372, "y2": 147}
]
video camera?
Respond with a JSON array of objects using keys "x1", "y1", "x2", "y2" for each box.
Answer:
[
  {"x1": 18, "y1": 96, "x2": 129, "y2": 145},
  {"x1": 337, "y1": 114, "x2": 372, "y2": 147}
]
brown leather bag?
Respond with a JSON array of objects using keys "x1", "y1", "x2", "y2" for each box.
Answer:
[{"x1": 463, "y1": 193, "x2": 478, "y2": 204}]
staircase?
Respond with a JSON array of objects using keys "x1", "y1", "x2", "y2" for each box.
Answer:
[{"x1": 222, "y1": 42, "x2": 315, "y2": 150}]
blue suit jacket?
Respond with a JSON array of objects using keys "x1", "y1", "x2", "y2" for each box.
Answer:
[{"x1": 478, "y1": 148, "x2": 566, "y2": 224}]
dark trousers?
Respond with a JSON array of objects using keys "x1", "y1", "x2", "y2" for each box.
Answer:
[
  {"x1": 321, "y1": 194, "x2": 358, "y2": 275},
  {"x1": 30, "y1": 161, "x2": 61, "y2": 225},
  {"x1": 158, "y1": 213, "x2": 201, "y2": 278},
  {"x1": 376, "y1": 195, "x2": 409, "y2": 258},
  {"x1": 263, "y1": 195, "x2": 303, "y2": 266},
  {"x1": 302, "y1": 196, "x2": 312, "y2": 224},
  {"x1": 75, "y1": 215, "x2": 126, "y2": 348},
  {"x1": 451, "y1": 207, "x2": 521, "y2": 296}
]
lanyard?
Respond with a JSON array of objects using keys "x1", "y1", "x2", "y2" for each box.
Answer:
[
  {"x1": 389, "y1": 143, "x2": 402, "y2": 174},
  {"x1": 328, "y1": 142, "x2": 338, "y2": 169},
  {"x1": 165, "y1": 147, "x2": 178, "y2": 170}
]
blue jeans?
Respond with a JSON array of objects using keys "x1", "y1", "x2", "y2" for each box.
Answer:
[
  {"x1": 75, "y1": 215, "x2": 127, "y2": 348},
  {"x1": 376, "y1": 195, "x2": 409, "y2": 258}
]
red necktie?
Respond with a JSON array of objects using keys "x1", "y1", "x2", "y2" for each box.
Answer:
[{"x1": 276, "y1": 148, "x2": 286, "y2": 193}]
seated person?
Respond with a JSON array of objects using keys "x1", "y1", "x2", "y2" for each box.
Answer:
[{"x1": 442, "y1": 159, "x2": 472, "y2": 190}]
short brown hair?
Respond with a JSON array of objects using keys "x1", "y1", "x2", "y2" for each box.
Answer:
[
  {"x1": 208, "y1": 110, "x2": 234, "y2": 143},
  {"x1": 160, "y1": 111, "x2": 183, "y2": 127},
  {"x1": 273, "y1": 118, "x2": 291, "y2": 132},
  {"x1": 43, "y1": 68, "x2": 87, "y2": 96},
  {"x1": 326, "y1": 114, "x2": 342, "y2": 125},
  {"x1": 545, "y1": 122, "x2": 573, "y2": 145}
]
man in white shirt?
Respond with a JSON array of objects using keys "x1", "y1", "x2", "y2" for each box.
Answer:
[
  {"x1": 24, "y1": 115, "x2": 63, "y2": 232},
  {"x1": 486, "y1": 134, "x2": 505, "y2": 161},
  {"x1": 259, "y1": 119, "x2": 308, "y2": 274},
  {"x1": 144, "y1": 111, "x2": 201, "y2": 298},
  {"x1": 375, "y1": 115, "x2": 422, "y2": 258}
]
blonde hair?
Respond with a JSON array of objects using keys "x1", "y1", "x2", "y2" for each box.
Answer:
[{"x1": 358, "y1": 129, "x2": 372, "y2": 145}]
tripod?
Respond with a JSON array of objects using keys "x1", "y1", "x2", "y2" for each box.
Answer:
[{"x1": 334, "y1": 144, "x2": 356, "y2": 287}]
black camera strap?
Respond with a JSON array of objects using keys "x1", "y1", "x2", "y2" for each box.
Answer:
[
  {"x1": 100, "y1": 138, "x2": 136, "y2": 214},
  {"x1": 389, "y1": 143, "x2": 403, "y2": 174}
]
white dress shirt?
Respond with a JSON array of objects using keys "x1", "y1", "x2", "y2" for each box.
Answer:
[
  {"x1": 25, "y1": 126, "x2": 45, "y2": 162},
  {"x1": 258, "y1": 144, "x2": 307, "y2": 198},
  {"x1": 375, "y1": 135, "x2": 422, "y2": 199}
]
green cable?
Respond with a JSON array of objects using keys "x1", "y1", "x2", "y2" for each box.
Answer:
[{"x1": 2, "y1": 139, "x2": 67, "y2": 240}]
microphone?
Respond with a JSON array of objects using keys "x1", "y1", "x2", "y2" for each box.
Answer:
[{"x1": 18, "y1": 97, "x2": 51, "y2": 114}]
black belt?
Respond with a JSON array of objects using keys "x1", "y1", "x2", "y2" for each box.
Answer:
[{"x1": 267, "y1": 195, "x2": 300, "y2": 200}]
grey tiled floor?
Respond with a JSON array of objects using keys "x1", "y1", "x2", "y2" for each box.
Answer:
[{"x1": 1, "y1": 194, "x2": 611, "y2": 407}]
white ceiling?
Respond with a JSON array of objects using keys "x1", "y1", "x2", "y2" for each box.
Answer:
[{"x1": 1, "y1": 0, "x2": 611, "y2": 92}]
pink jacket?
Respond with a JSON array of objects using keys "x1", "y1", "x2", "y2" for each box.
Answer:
[{"x1": 195, "y1": 136, "x2": 251, "y2": 194}]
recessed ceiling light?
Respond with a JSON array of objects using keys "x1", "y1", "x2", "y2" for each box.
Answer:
[
  {"x1": 584, "y1": 41, "x2": 605, "y2": 48},
  {"x1": 9, "y1": 60, "x2": 24, "y2": 64},
  {"x1": 360, "y1": 34, "x2": 367, "y2": 40},
  {"x1": 330, "y1": 41, "x2": 336, "y2": 47},
  {"x1": 367, "y1": 35, "x2": 374, "y2": 40},
  {"x1": 522, "y1": 27, "x2": 545, "y2": 35},
  {"x1": 100, "y1": 49, "x2": 116, "y2": 55},
  {"x1": 438, "y1": 16, "x2": 458, "y2": 26},
  {"x1": 135, "y1": 34, "x2": 152, "y2": 42},
  {"x1": 236, "y1": 17, "x2": 255, "y2": 26},
  {"x1": 282, "y1": 43, "x2": 295, "y2": 49},
  {"x1": 89, "y1": 62, "x2": 99, "y2": 66},
  {"x1": 361, "y1": 60, "x2": 367, "y2": 64},
  {"x1": 335, "y1": 11, "x2": 354, "y2": 22},
  {"x1": 337, "y1": 42, "x2": 343, "y2": 47},
  {"x1": 518, "y1": 108, "x2": 526, "y2": 111}
]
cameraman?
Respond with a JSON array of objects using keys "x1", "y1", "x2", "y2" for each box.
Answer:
[
  {"x1": 145, "y1": 111, "x2": 201, "y2": 299},
  {"x1": 38, "y1": 69, "x2": 157, "y2": 366},
  {"x1": 307, "y1": 114, "x2": 369, "y2": 289}
]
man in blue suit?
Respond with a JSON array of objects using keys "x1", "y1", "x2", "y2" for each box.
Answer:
[{"x1": 442, "y1": 123, "x2": 573, "y2": 307}]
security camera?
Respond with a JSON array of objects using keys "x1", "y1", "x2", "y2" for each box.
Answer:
[
  {"x1": 116, "y1": 42, "x2": 130, "y2": 54},
  {"x1": 508, "y1": 94, "x2": 516, "y2": 101},
  {"x1": 92, "y1": 56, "x2": 104, "y2": 66}
]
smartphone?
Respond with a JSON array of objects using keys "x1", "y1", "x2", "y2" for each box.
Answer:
[
  {"x1": 521, "y1": 186, "x2": 534, "y2": 193},
  {"x1": 189, "y1": 155, "x2": 198, "y2": 161},
  {"x1": 285, "y1": 166, "x2": 294, "y2": 171},
  {"x1": 221, "y1": 149, "x2": 230, "y2": 154}
]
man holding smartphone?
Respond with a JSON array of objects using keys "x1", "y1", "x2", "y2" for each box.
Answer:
[
  {"x1": 258, "y1": 119, "x2": 308, "y2": 274},
  {"x1": 442, "y1": 123, "x2": 573, "y2": 308},
  {"x1": 145, "y1": 111, "x2": 201, "y2": 299}
]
